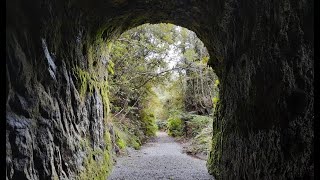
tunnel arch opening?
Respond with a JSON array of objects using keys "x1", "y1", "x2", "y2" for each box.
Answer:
[
  {"x1": 105, "y1": 23, "x2": 220, "y2": 178},
  {"x1": 6, "y1": 0, "x2": 313, "y2": 179}
]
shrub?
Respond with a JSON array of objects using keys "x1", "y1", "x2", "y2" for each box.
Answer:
[
  {"x1": 140, "y1": 110, "x2": 158, "y2": 137},
  {"x1": 130, "y1": 138, "x2": 141, "y2": 150},
  {"x1": 187, "y1": 115, "x2": 212, "y2": 137},
  {"x1": 187, "y1": 120, "x2": 213, "y2": 156},
  {"x1": 116, "y1": 138, "x2": 126, "y2": 149},
  {"x1": 167, "y1": 117, "x2": 184, "y2": 137},
  {"x1": 113, "y1": 120, "x2": 141, "y2": 151},
  {"x1": 156, "y1": 120, "x2": 167, "y2": 131}
]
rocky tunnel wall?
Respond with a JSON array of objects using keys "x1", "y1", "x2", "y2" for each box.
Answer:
[{"x1": 6, "y1": 0, "x2": 313, "y2": 179}]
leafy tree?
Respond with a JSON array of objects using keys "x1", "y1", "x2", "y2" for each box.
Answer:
[{"x1": 107, "y1": 23, "x2": 219, "y2": 152}]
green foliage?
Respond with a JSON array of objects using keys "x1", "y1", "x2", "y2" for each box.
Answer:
[
  {"x1": 156, "y1": 120, "x2": 167, "y2": 131},
  {"x1": 103, "y1": 23, "x2": 220, "y2": 179},
  {"x1": 167, "y1": 116, "x2": 184, "y2": 137},
  {"x1": 113, "y1": 121, "x2": 142, "y2": 151},
  {"x1": 114, "y1": 126, "x2": 127, "y2": 150},
  {"x1": 158, "y1": 78, "x2": 185, "y2": 119},
  {"x1": 130, "y1": 137, "x2": 141, "y2": 150},
  {"x1": 73, "y1": 23, "x2": 219, "y2": 180},
  {"x1": 116, "y1": 138, "x2": 126, "y2": 149},
  {"x1": 140, "y1": 109, "x2": 158, "y2": 137},
  {"x1": 186, "y1": 114, "x2": 212, "y2": 137},
  {"x1": 188, "y1": 126, "x2": 213, "y2": 156}
]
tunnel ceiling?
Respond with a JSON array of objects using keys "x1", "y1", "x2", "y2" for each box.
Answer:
[{"x1": 6, "y1": 0, "x2": 313, "y2": 179}]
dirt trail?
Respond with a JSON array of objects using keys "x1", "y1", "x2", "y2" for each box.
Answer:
[{"x1": 108, "y1": 131, "x2": 214, "y2": 180}]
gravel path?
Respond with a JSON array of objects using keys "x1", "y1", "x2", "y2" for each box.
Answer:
[{"x1": 108, "y1": 131, "x2": 214, "y2": 180}]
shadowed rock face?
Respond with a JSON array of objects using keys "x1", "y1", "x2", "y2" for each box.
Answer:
[{"x1": 6, "y1": 0, "x2": 313, "y2": 179}]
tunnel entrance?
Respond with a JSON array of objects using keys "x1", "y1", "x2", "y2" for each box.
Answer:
[
  {"x1": 6, "y1": 0, "x2": 313, "y2": 179},
  {"x1": 106, "y1": 24, "x2": 220, "y2": 177},
  {"x1": 108, "y1": 23, "x2": 219, "y2": 179}
]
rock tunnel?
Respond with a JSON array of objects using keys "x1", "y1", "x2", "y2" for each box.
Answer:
[{"x1": 6, "y1": 0, "x2": 314, "y2": 179}]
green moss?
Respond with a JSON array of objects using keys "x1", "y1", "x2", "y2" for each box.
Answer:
[
  {"x1": 99, "y1": 80, "x2": 111, "y2": 118},
  {"x1": 78, "y1": 132, "x2": 113, "y2": 180},
  {"x1": 73, "y1": 70, "x2": 110, "y2": 118},
  {"x1": 207, "y1": 130, "x2": 222, "y2": 177},
  {"x1": 87, "y1": 45, "x2": 94, "y2": 69},
  {"x1": 107, "y1": 60, "x2": 115, "y2": 75},
  {"x1": 73, "y1": 39, "x2": 113, "y2": 179},
  {"x1": 207, "y1": 104, "x2": 223, "y2": 178},
  {"x1": 107, "y1": 41, "x2": 113, "y2": 53},
  {"x1": 74, "y1": 67, "x2": 95, "y2": 98}
]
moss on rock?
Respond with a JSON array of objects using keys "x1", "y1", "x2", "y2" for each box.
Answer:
[{"x1": 78, "y1": 132, "x2": 113, "y2": 180}]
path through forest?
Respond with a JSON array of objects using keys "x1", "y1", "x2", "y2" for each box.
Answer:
[{"x1": 108, "y1": 131, "x2": 214, "y2": 180}]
